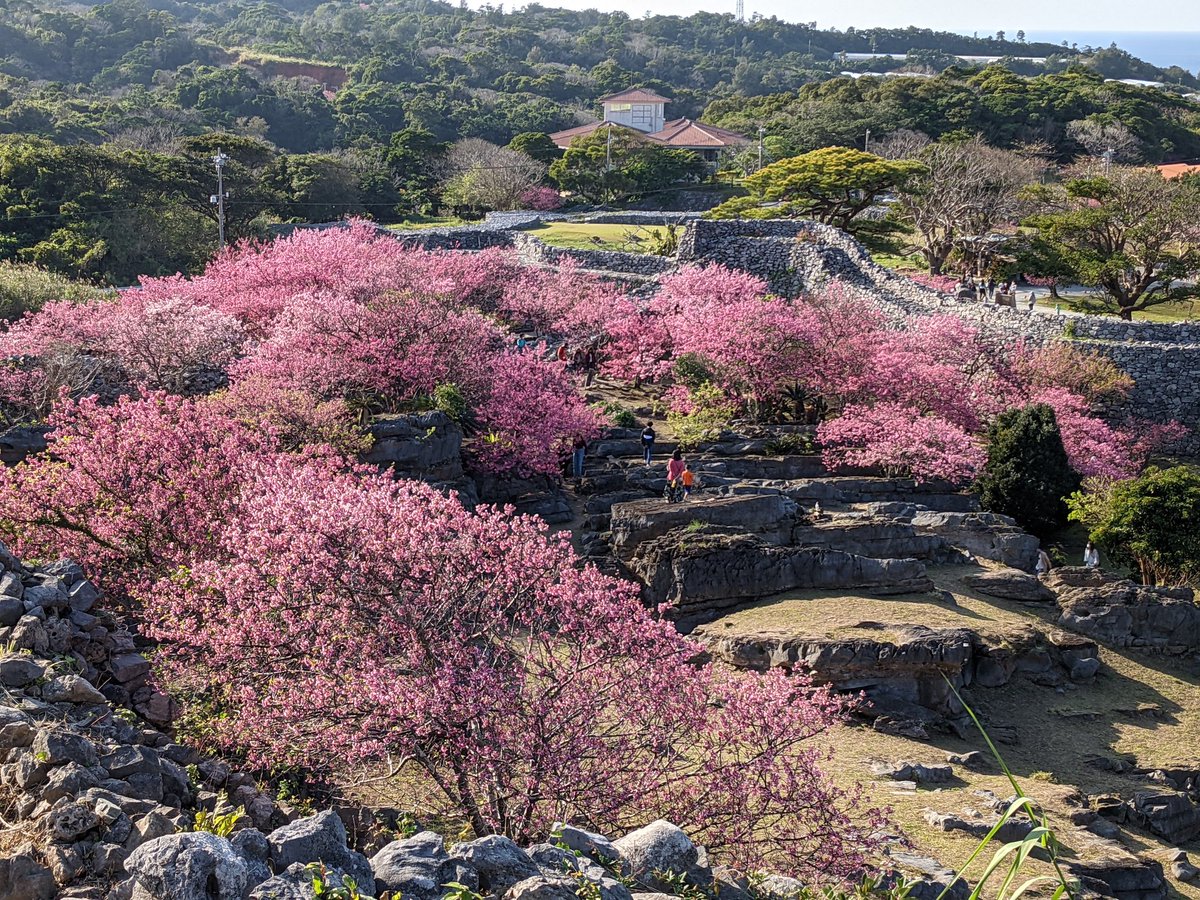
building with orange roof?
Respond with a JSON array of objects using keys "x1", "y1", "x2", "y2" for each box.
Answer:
[
  {"x1": 550, "y1": 89, "x2": 749, "y2": 165},
  {"x1": 1159, "y1": 163, "x2": 1200, "y2": 180}
]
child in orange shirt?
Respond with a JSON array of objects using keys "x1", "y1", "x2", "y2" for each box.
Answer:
[{"x1": 681, "y1": 464, "x2": 695, "y2": 498}]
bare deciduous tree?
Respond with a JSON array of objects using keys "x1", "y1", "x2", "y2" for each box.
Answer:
[
  {"x1": 1066, "y1": 119, "x2": 1142, "y2": 163},
  {"x1": 893, "y1": 136, "x2": 1042, "y2": 275},
  {"x1": 442, "y1": 138, "x2": 546, "y2": 211}
]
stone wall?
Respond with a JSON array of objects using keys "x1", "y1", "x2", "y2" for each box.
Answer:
[{"x1": 678, "y1": 219, "x2": 1200, "y2": 452}]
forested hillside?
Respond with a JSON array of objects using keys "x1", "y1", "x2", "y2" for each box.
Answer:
[
  {"x1": 1, "y1": 0, "x2": 1196, "y2": 151},
  {"x1": 3, "y1": 0, "x2": 1200, "y2": 284}
]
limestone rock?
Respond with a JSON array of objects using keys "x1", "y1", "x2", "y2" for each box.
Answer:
[
  {"x1": 41, "y1": 674, "x2": 106, "y2": 705},
  {"x1": 372, "y1": 831, "x2": 477, "y2": 900},
  {"x1": 0, "y1": 653, "x2": 43, "y2": 686},
  {"x1": 125, "y1": 832, "x2": 248, "y2": 899},
  {"x1": 268, "y1": 809, "x2": 373, "y2": 890},
  {"x1": 610, "y1": 494, "x2": 799, "y2": 557},
  {"x1": 449, "y1": 835, "x2": 540, "y2": 897},
  {"x1": 504, "y1": 875, "x2": 580, "y2": 900},
  {"x1": 612, "y1": 821, "x2": 708, "y2": 892},
  {"x1": 1128, "y1": 791, "x2": 1200, "y2": 844},
  {"x1": 551, "y1": 823, "x2": 619, "y2": 863},
  {"x1": 963, "y1": 568, "x2": 1055, "y2": 602},
  {"x1": 0, "y1": 850, "x2": 57, "y2": 900},
  {"x1": 1048, "y1": 568, "x2": 1200, "y2": 653}
]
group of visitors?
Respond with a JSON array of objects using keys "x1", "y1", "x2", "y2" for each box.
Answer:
[
  {"x1": 642, "y1": 423, "x2": 695, "y2": 502},
  {"x1": 570, "y1": 422, "x2": 696, "y2": 502},
  {"x1": 1034, "y1": 541, "x2": 1102, "y2": 576},
  {"x1": 558, "y1": 341, "x2": 600, "y2": 387},
  {"x1": 953, "y1": 276, "x2": 1039, "y2": 311}
]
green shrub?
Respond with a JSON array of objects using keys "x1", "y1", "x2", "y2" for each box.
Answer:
[
  {"x1": 432, "y1": 383, "x2": 472, "y2": 423},
  {"x1": 1068, "y1": 465, "x2": 1200, "y2": 585},
  {"x1": 764, "y1": 432, "x2": 816, "y2": 456},
  {"x1": 192, "y1": 809, "x2": 243, "y2": 838},
  {"x1": 977, "y1": 404, "x2": 1081, "y2": 538},
  {"x1": 667, "y1": 382, "x2": 735, "y2": 451},
  {"x1": 673, "y1": 353, "x2": 717, "y2": 391},
  {"x1": 0, "y1": 261, "x2": 106, "y2": 321},
  {"x1": 598, "y1": 401, "x2": 637, "y2": 429}
]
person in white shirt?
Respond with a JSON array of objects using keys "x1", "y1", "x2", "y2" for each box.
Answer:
[{"x1": 1084, "y1": 541, "x2": 1101, "y2": 569}]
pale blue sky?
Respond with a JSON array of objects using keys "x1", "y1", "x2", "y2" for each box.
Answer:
[{"x1": 509, "y1": 0, "x2": 1200, "y2": 34}]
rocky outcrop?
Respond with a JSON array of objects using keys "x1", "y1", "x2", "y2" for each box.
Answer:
[
  {"x1": 630, "y1": 527, "x2": 934, "y2": 614},
  {"x1": 366, "y1": 411, "x2": 465, "y2": 481},
  {"x1": 910, "y1": 511, "x2": 1040, "y2": 571},
  {"x1": 609, "y1": 494, "x2": 801, "y2": 557},
  {"x1": 697, "y1": 623, "x2": 1099, "y2": 723},
  {"x1": 1047, "y1": 568, "x2": 1200, "y2": 654},
  {"x1": 963, "y1": 567, "x2": 1055, "y2": 602}
]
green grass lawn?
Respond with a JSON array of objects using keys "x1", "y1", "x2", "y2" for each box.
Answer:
[
  {"x1": 1033, "y1": 295, "x2": 1200, "y2": 323},
  {"x1": 386, "y1": 215, "x2": 479, "y2": 231},
  {"x1": 524, "y1": 221, "x2": 680, "y2": 253}
]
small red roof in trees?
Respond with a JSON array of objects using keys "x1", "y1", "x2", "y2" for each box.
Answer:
[{"x1": 651, "y1": 118, "x2": 750, "y2": 148}]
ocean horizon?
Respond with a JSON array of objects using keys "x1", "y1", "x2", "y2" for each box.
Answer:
[{"x1": 1023, "y1": 30, "x2": 1200, "y2": 75}]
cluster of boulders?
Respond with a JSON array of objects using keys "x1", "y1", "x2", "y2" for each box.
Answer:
[
  {"x1": 0, "y1": 547, "x2": 291, "y2": 898},
  {"x1": 1047, "y1": 567, "x2": 1200, "y2": 654}
]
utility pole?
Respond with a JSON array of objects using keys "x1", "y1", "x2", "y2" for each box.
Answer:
[
  {"x1": 211, "y1": 148, "x2": 229, "y2": 249},
  {"x1": 605, "y1": 126, "x2": 613, "y2": 206},
  {"x1": 864, "y1": 129, "x2": 871, "y2": 153},
  {"x1": 757, "y1": 126, "x2": 765, "y2": 171},
  {"x1": 1102, "y1": 147, "x2": 1114, "y2": 175}
]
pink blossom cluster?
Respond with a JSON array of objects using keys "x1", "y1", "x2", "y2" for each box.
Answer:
[
  {"x1": 0, "y1": 393, "x2": 882, "y2": 878},
  {"x1": 907, "y1": 272, "x2": 959, "y2": 294},
  {"x1": 0, "y1": 222, "x2": 594, "y2": 476},
  {"x1": 519, "y1": 186, "x2": 564, "y2": 211}
]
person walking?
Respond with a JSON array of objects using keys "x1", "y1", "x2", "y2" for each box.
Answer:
[
  {"x1": 1028, "y1": 293, "x2": 1036, "y2": 311},
  {"x1": 557, "y1": 343, "x2": 568, "y2": 364},
  {"x1": 667, "y1": 449, "x2": 686, "y2": 484},
  {"x1": 1036, "y1": 547, "x2": 1052, "y2": 576},
  {"x1": 516, "y1": 335, "x2": 527, "y2": 353},
  {"x1": 640, "y1": 422, "x2": 656, "y2": 466},
  {"x1": 1084, "y1": 541, "x2": 1100, "y2": 569},
  {"x1": 571, "y1": 434, "x2": 586, "y2": 479},
  {"x1": 681, "y1": 463, "x2": 695, "y2": 499}
]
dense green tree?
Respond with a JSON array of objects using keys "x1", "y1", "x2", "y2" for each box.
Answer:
[
  {"x1": 507, "y1": 132, "x2": 562, "y2": 165},
  {"x1": 978, "y1": 404, "x2": 1081, "y2": 538},
  {"x1": 1024, "y1": 167, "x2": 1200, "y2": 319},
  {"x1": 708, "y1": 147, "x2": 922, "y2": 229},
  {"x1": 549, "y1": 126, "x2": 705, "y2": 204},
  {"x1": 386, "y1": 128, "x2": 448, "y2": 214},
  {"x1": 1068, "y1": 466, "x2": 1200, "y2": 585}
]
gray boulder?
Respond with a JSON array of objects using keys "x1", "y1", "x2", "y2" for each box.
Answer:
[
  {"x1": 231, "y1": 828, "x2": 273, "y2": 890},
  {"x1": 611, "y1": 821, "x2": 709, "y2": 891},
  {"x1": 449, "y1": 835, "x2": 540, "y2": 896},
  {"x1": 41, "y1": 674, "x2": 106, "y2": 704},
  {"x1": 526, "y1": 843, "x2": 632, "y2": 900},
  {"x1": 963, "y1": 568, "x2": 1055, "y2": 602},
  {"x1": 33, "y1": 729, "x2": 98, "y2": 767},
  {"x1": 372, "y1": 830, "x2": 477, "y2": 900},
  {"x1": 551, "y1": 823, "x2": 619, "y2": 863},
  {"x1": 0, "y1": 653, "x2": 42, "y2": 686},
  {"x1": 0, "y1": 708, "x2": 35, "y2": 750},
  {"x1": 125, "y1": 832, "x2": 248, "y2": 899},
  {"x1": 268, "y1": 809, "x2": 373, "y2": 890},
  {"x1": 249, "y1": 862, "x2": 363, "y2": 900},
  {"x1": 504, "y1": 876, "x2": 579, "y2": 900},
  {"x1": 0, "y1": 850, "x2": 57, "y2": 900}
]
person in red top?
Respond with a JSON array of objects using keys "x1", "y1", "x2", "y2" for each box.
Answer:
[{"x1": 557, "y1": 343, "x2": 568, "y2": 363}]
